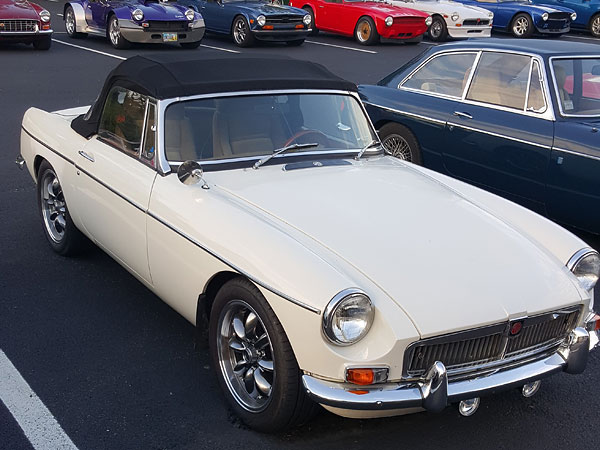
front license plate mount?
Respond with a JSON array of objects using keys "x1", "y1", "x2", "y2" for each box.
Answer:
[{"x1": 163, "y1": 33, "x2": 178, "y2": 42}]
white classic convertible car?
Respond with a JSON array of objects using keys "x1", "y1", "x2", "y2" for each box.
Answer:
[
  {"x1": 17, "y1": 54, "x2": 600, "y2": 431},
  {"x1": 390, "y1": 0, "x2": 493, "y2": 41}
]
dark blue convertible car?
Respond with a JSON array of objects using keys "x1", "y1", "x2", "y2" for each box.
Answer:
[
  {"x1": 177, "y1": 0, "x2": 311, "y2": 47},
  {"x1": 360, "y1": 39, "x2": 600, "y2": 233},
  {"x1": 533, "y1": 0, "x2": 600, "y2": 37}
]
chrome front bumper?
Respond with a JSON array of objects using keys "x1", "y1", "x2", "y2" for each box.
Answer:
[
  {"x1": 119, "y1": 20, "x2": 205, "y2": 43},
  {"x1": 303, "y1": 327, "x2": 592, "y2": 412}
]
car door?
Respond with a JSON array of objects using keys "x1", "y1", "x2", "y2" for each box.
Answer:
[
  {"x1": 202, "y1": 0, "x2": 231, "y2": 33},
  {"x1": 317, "y1": 0, "x2": 344, "y2": 32},
  {"x1": 443, "y1": 51, "x2": 553, "y2": 215},
  {"x1": 85, "y1": 0, "x2": 109, "y2": 28},
  {"x1": 71, "y1": 86, "x2": 158, "y2": 284}
]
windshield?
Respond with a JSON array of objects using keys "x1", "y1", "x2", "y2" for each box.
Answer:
[
  {"x1": 164, "y1": 93, "x2": 377, "y2": 162},
  {"x1": 553, "y1": 58, "x2": 600, "y2": 117}
]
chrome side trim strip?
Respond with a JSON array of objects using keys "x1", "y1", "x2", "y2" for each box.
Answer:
[
  {"x1": 22, "y1": 126, "x2": 75, "y2": 166},
  {"x1": 553, "y1": 147, "x2": 600, "y2": 162},
  {"x1": 447, "y1": 121, "x2": 551, "y2": 149},
  {"x1": 362, "y1": 101, "x2": 446, "y2": 126},
  {"x1": 147, "y1": 211, "x2": 321, "y2": 315}
]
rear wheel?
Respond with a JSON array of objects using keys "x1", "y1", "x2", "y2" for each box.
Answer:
[
  {"x1": 428, "y1": 16, "x2": 448, "y2": 42},
  {"x1": 590, "y1": 14, "x2": 600, "y2": 37},
  {"x1": 354, "y1": 16, "x2": 379, "y2": 45},
  {"x1": 108, "y1": 15, "x2": 131, "y2": 49},
  {"x1": 64, "y1": 6, "x2": 87, "y2": 39},
  {"x1": 302, "y1": 6, "x2": 318, "y2": 36},
  {"x1": 33, "y1": 36, "x2": 51, "y2": 50},
  {"x1": 510, "y1": 13, "x2": 533, "y2": 38},
  {"x1": 379, "y1": 122, "x2": 422, "y2": 164},
  {"x1": 231, "y1": 16, "x2": 255, "y2": 47}
]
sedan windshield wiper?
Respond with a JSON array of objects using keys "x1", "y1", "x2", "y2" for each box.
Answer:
[
  {"x1": 252, "y1": 142, "x2": 319, "y2": 170},
  {"x1": 355, "y1": 139, "x2": 381, "y2": 161}
]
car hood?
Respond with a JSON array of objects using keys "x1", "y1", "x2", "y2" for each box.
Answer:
[
  {"x1": 236, "y1": 2, "x2": 306, "y2": 16},
  {"x1": 133, "y1": 1, "x2": 192, "y2": 20},
  {"x1": 501, "y1": 2, "x2": 570, "y2": 14},
  {"x1": 0, "y1": 0, "x2": 39, "y2": 20},
  {"x1": 348, "y1": 2, "x2": 429, "y2": 17},
  {"x1": 213, "y1": 156, "x2": 582, "y2": 337},
  {"x1": 391, "y1": 0, "x2": 491, "y2": 18}
]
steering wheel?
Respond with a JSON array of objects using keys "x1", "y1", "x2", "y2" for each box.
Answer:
[{"x1": 284, "y1": 129, "x2": 330, "y2": 148}]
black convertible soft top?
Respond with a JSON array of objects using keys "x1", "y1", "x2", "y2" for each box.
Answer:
[{"x1": 71, "y1": 54, "x2": 357, "y2": 138}]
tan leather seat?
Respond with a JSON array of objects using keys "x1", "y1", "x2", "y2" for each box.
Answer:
[{"x1": 165, "y1": 105, "x2": 197, "y2": 161}]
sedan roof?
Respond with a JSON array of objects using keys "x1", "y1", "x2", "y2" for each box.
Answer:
[{"x1": 434, "y1": 38, "x2": 600, "y2": 57}]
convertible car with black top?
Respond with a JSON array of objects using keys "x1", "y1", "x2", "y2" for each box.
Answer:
[{"x1": 16, "y1": 54, "x2": 600, "y2": 431}]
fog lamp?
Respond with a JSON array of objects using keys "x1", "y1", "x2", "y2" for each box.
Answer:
[
  {"x1": 39, "y1": 10, "x2": 51, "y2": 23},
  {"x1": 257, "y1": 15, "x2": 266, "y2": 26},
  {"x1": 522, "y1": 380, "x2": 541, "y2": 398},
  {"x1": 385, "y1": 16, "x2": 393, "y2": 27},
  {"x1": 458, "y1": 397, "x2": 480, "y2": 416},
  {"x1": 346, "y1": 367, "x2": 388, "y2": 385}
]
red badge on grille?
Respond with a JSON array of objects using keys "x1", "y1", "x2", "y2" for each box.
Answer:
[{"x1": 510, "y1": 321, "x2": 523, "y2": 336}]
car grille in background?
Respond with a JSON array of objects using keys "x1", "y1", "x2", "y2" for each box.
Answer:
[
  {"x1": 404, "y1": 308, "x2": 580, "y2": 379},
  {"x1": 0, "y1": 19, "x2": 38, "y2": 32},
  {"x1": 393, "y1": 17, "x2": 424, "y2": 25},
  {"x1": 265, "y1": 15, "x2": 303, "y2": 24},
  {"x1": 462, "y1": 19, "x2": 490, "y2": 26},
  {"x1": 145, "y1": 21, "x2": 188, "y2": 31}
]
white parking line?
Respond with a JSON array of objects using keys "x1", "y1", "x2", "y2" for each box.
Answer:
[
  {"x1": 305, "y1": 40, "x2": 377, "y2": 54},
  {"x1": 52, "y1": 39, "x2": 126, "y2": 60},
  {"x1": 0, "y1": 350, "x2": 79, "y2": 450},
  {"x1": 420, "y1": 41, "x2": 438, "y2": 45},
  {"x1": 200, "y1": 43, "x2": 240, "y2": 53},
  {"x1": 56, "y1": 13, "x2": 63, "y2": 17}
]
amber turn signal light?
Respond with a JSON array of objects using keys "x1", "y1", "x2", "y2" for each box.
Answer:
[{"x1": 346, "y1": 367, "x2": 388, "y2": 386}]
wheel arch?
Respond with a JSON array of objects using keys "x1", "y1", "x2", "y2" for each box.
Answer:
[
  {"x1": 508, "y1": 11, "x2": 533, "y2": 31},
  {"x1": 587, "y1": 12, "x2": 600, "y2": 29},
  {"x1": 33, "y1": 155, "x2": 46, "y2": 179},
  {"x1": 196, "y1": 271, "x2": 242, "y2": 327},
  {"x1": 231, "y1": 13, "x2": 251, "y2": 33},
  {"x1": 63, "y1": 2, "x2": 85, "y2": 27}
]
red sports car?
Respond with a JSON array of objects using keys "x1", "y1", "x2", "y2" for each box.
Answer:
[
  {"x1": 0, "y1": 0, "x2": 52, "y2": 50},
  {"x1": 289, "y1": 0, "x2": 431, "y2": 45}
]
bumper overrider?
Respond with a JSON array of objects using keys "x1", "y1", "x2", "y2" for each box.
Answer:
[
  {"x1": 118, "y1": 19, "x2": 205, "y2": 43},
  {"x1": 303, "y1": 326, "x2": 597, "y2": 413}
]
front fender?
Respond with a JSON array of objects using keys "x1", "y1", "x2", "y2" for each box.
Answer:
[{"x1": 64, "y1": 2, "x2": 87, "y2": 33}]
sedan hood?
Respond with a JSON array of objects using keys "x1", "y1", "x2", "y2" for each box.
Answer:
[
  {"x1": 0, "y1": 0, "x2": 39, "y2": 20},
  {"x1": 214, "y1": 157, "x2": 582, "y2": 337}
]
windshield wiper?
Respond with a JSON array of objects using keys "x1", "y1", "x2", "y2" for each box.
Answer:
[
  {"x1": 252, "y1": 142, "x2": 319, "y2": 169},
  {"x1": 355, "y1": 139, "x2": 381, "y2": 160}
]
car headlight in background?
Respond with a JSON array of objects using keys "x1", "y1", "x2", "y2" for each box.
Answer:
[
  {"x1": 257, "y1": 15, "x2": 266, "y2": 26},
  {"x1": 568, "y1": 249, "x2": 600, "y2": 292},
  {"x1": 323, "y1": 288, "x2": 374, "y2": 345},
  {"x1": 571, "y1": 12, "x2": 577, "y2": 21},
  {"x1": 385, "y1": 16, "x2": 393, "y2": 27},
  {"x1": 451, "y1": 13, "x2": 460, "y2": 22},
  {"x1": 542, "y1": 12, "x2": 549, "y2": 21},
  {"x1": 425, "y1": 16, "x2": 432, "y2": 26},
  {"x1": 303, "y1": 14, "x2": 311, "y2": 25},
  {"x1": 132, "y1": 9, "x2": 144, "y2": 21},
  {"x1": 488, "y1": 12, "x2": 493, "y2": 19},
  {"x1": 185, "y1": 9, "x2": 195, "y2": 21},
  {"x1": 39, "y1": 9, "x2": 51, "y2": 23}
]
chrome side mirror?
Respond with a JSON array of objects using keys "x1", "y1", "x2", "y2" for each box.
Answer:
[{"x1": 177, "y1": 160, "x2": 209, "y2": 189}]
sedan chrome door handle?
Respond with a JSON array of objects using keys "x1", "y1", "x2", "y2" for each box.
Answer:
[
  {"x1": 453, "y1": 111, "x2": 473, "y2": 119},
  {"x1": 78, "y1": 150, "x2": 95, "y2": 162}
]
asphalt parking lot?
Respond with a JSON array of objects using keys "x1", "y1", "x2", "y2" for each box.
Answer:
[{"x1": 2, "y1": 2, "x2": 600, "y2": 449}]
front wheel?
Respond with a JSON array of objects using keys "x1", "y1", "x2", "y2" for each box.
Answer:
[
  {"x1": 209, "y1": 278, "x2": 317, "y2": 432},
  {"x1": 64, "y1": 6, "x2": 87, "y2": 39},
  {"x1": 354, "y1": 16, "x2": 379, "y2": 45},
  {"x1": 108, "y1": 15, "x2": 131, "y2": 49},
  {"x1": 180, "y1": 41, "x2": 201, "y2": 49},
  {"x1": 33, "y1": 36, "x2": 51, "y2": 50},
  {"x1": 428, "y1": 16, "x2": 448, "y2": 42},
  {"x1": 231, "y1": 16, "x2": 255, "y2": 47},
  {"x1": 379, "y1": 122, "x2": 422, "y2": 164},
  {"x1": 590, "y1": 14, "x2": 600, "y2": 37},
  {"x1": 510, "y1": 13, "x2": 533, "y2": 38}
]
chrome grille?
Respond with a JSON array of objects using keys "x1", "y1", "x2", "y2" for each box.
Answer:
[
  {"x1": 462, "y1": 19, "x2": 490, "y2": 26},
  {"x1": 0, "y1": 19, "x2": 38, "y2": 32},
  {"x1": 404, "y1": 307, "x2": 580, "y2": 379}
]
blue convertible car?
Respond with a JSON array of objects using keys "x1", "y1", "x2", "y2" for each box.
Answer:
[
  {"x1": 456, "y1": 0, "x2": 576, "y2": 37},
  {"x1": 177, "y1": 0, "x2": 312, "y2": 47},
  {"x1": 533, "y1": 0, "x2": 600, "y2": 37},
  {"x1": 63, "y1": 0, "x2": 205, "y2": 49},
  {"x1": 359, "y1": 39, "x2": 600, "y2": 233}
]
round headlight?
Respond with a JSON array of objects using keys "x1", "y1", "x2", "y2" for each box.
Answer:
[
  {"x1": 571, "y1": 12, "x2": 577, "y2": 21},
  {"x1": 451, "y1": 13, "x2": 460, "y2": 22},
  {"x1": 323, "y1": 289, "x2": 374, "y2": 345},
  {"x1": 303, "y1": 14, "x2": 311, "y2": 25},
  {"x1": 132, "y1": 8, "x2": 144, "y2": 22},
  {"x1": 488, "y1": 12, "x2": 493, "y2": 19},
  {"x1": 569, "y1": 249, "x2": 600, "y2": 291},
  {"x1": 542, "y1": 12, "x2": 549, "y2": 21},
  {"x1": 425, "y1": 16, "x2": 432, "y2": 26},
  {"x1": 39, "y1": 9, "x2": 50, "y2": 23},
  {"x1": 257, "y1": 15, "x2": 266, "y2": 26},
  {"x1": 185, "y1": 9, "x2": 195, "y2": 21},
  {"x1": 385, "y1": 16, "x2": 393, "y2": 27}
]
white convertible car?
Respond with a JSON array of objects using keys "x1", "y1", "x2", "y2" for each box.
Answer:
[
  {"x1": 391, "y1": 0, "x2": 493, "y2": 41},
  {"x1": 17, "y1": 55, "x2": 600, "y2": 431}
]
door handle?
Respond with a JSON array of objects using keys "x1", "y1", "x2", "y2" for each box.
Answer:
[
  {"x1": 78, "y1": 150, "x2": 95, "y2": 162},
  {"x1": 453, "y1": 111, "x2": 473, "y2": 119}
]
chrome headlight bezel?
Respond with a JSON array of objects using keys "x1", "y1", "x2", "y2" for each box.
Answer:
[
  {"x1": 185, "y1": 9, "x2": 195, "y2": 21},
  {"x1": 571, "y1": 12, "x2": 577, "y2": 21},
  {"x1": 542, "y1": 12, "x2": 549, "y2": 21},
  {"x1": 425, "y1": 16, "x2": 432, "y2": 26},
  {"x1": 322, "y1": 288, "x2": 375, "y2": 346},
  {"x1": 303, "y1": 14, "x2": 311, "y2": 25},
  {"x1": 257, "y1": 15, "x2": 266, "y2": 26},
  {"x1": 132, "y1": 8, "x2": 144, "y2": 22},
  {"x1": 39, "y1": 9, "x2": 51, "y2": 23},
  {"x1": 385, "y1": 16, "x2": 393, "y2": 27},
  {"x1": 451, "y1": 13, "x2": 460, "y2": 22},
  {"x1": 568, "y1": 248, "x2": 600, "y2": 292}
]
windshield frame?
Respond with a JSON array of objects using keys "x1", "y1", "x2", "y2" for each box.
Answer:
[
  {"x1": 155, "y1": 89, "x2": 381, "y2": 174},
  {"x1": 549, "y1": 55, "x2": 600, "y2": 119}
]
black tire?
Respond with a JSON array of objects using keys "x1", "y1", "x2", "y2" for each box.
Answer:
[
  {"x1": 378, "y1": 122, "x2": 422, "y2": 164},
  {"x1": 354, "y1": 16, "x2": 379, "y2": 45},
  {"x1": 64, "y1": 6, "x2": 87, "y2": 39},
  {"x1": 231, "y1": 15, "x2": 255, "y2": 47},
  {"x1": 302, "y1": 6, "x2": 318, "y2": 36},
  {"x1": 36, "y1": 161, "x2": 87, "y2": 256},
  {"x1": 428, "y1": 15, "x2": 448, "y2": 42},
  {"x1": 180, "y1": 40, "x2": 201, "y2": 49},
  {"x1": 108, "y1": 15, "x2": 131, "y2": 49},
  {"x1": 286, "y1": 39, "x2": 304, "y2": 46},
  {"x1": 33, "y1": 36, "x2": 51, "y2": 50},
  {"x1": 209, "y1": 277, "x2": 318, "y2": 432},
  {"x1": 510, "y1": 13, "x2": 534, "y2": 38},
  {"x1": 589, "y1": 13, "x2": 600, "y2": 37}
]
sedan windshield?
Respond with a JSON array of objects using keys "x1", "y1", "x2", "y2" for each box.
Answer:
[
  {"x1": 552, "y1": 58, "x2": 600, "y2": 116},
  {"x1": 164, "y1": 93, "x2": 377, "y2": 162}
]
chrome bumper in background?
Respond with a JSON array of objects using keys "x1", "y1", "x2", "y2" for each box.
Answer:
[
  {"x1": 303, "y1": 327, "x2": 592, "y2": 412},
  {"x1": 119, "y1": 20, "x2": 205, "y2": 43}
]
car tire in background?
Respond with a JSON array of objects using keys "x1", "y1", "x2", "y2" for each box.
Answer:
[
  {"x1": 378, "y1": 123, "x2": 422, "y2": 164},
  {"x1": 33, "y1": 36, "x2": 51, "y2": 50},
  {"x1": 428, "y1": 15, "x2": 448, "y2": 42},
  {"x1": 590, "y1": 13, "x2": 600, "y2": 37},
  {"x1": 180, "y1": 41, "x2": 201, "y2": 49},
  {"x1": 108, "y1": 15, "x2": 131, "y2": 49},
  {"x1": 64, "y1": 6, "x2": 87, "y2": 39},
  {"x1": 286, "y1": 39, "x2": 305, "y2": 46},
  {"x1": 510, "y1": 13, "x2": 533, "y2": 38},
  {"x1": 231, "y1": 15, "x2": 255, "y2": 47},
  {"x1": 209, "y1": 277, "x2": 318, "y2": 432},
  {"x1": 36, "y1": 161, "x2": 87, "y2": 256},
  {"x1": 354, "y1": 16, "x2": 379, "y2": 45},
  {"x1": 302, "y1": 6, "x2": 318, "y2": 35}
]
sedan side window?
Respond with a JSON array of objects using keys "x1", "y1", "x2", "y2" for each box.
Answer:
[
  {"x1": 401, "y1": 52, "x2": 477, "y2": 98},
  {"x1": 466, "y1": 52, "x2": 531, "y2": 111},
  {"x1": 99, "y1": 86, "x2": 148, "y2": 157}
]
